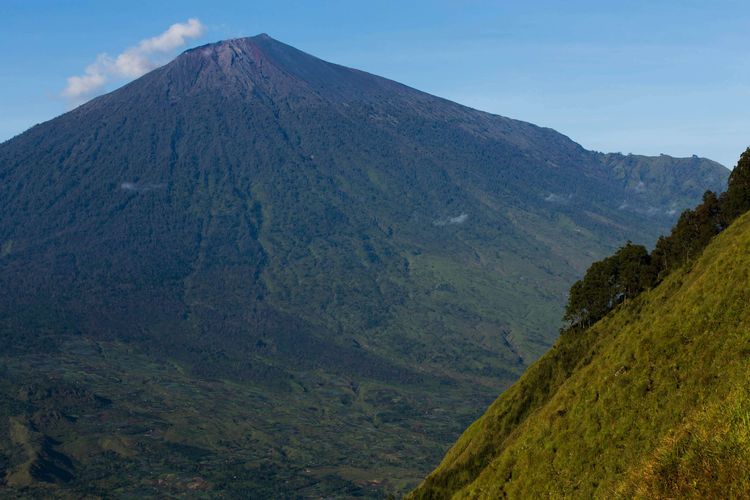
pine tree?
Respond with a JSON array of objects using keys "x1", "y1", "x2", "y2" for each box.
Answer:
[{"x1": 720, "y1": 148, "x2": 750, "y2": 222}]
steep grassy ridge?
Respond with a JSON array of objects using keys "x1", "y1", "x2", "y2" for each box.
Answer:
[{"x1": 412, "y1": 210, "x2": 750, "y2": 498}]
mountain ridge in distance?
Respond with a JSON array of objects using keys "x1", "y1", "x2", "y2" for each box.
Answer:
[{"x1": 0, "y1": 34, "x2": 728, "y2": 496}]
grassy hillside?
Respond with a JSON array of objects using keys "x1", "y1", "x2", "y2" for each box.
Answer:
[{"x1": 411, "y1": 209, "x2": 750, "y2": 498}]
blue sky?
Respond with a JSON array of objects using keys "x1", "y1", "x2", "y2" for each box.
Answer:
[{"x1": 2, "y1": 0, "x2": 748, "y2": 167}]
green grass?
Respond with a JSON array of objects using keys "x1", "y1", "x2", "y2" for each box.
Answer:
[
  {"x1": 412, "y1": 210, "x2": 750, "y2": 498},
  {"x1": 616, "y1": 385, "x2": 750, "y2": 498}
]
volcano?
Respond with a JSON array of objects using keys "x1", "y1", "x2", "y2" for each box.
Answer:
[{"x1": 0, "y1": 34, "x2": 727, "y2": 496}]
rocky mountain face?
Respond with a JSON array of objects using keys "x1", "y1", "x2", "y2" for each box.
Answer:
[{"x1": 0, "y1": 34, "x2": 728, "y2": 496}]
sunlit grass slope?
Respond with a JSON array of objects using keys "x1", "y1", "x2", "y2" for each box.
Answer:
[{"x1": 412, "y1": 210, "x2": 750, "y2": 498}]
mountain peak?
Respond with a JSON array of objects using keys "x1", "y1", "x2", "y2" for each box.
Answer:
[
  {"x1": 160, "y1": 33, "x2": 406, "y2": 104},
  {"x1": 181, "y1": 33, "x2": 286, "y2": 68},
  {"x1": 186, "y1": 33, "x2": 283, "y2": 56}
]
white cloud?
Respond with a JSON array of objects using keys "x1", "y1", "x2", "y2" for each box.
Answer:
[
  {"x1": 63, "y1": 18, "x2": 204, "y2": 101},
  {"x1": 138, "y1": 18, "x2": 204, "y2": 54},
  {"x1": 433, "y1": 213, "x2": 469, "y2": 226},
  {"x1": 544, "y1": 193, "x2": 572, "y2": 204},
  {"x1": 63, "y1": 56, "x2": 109, "y2": 98},
  {"x1": 120, "y1": 181, "x2": 166, "y2": 192}
]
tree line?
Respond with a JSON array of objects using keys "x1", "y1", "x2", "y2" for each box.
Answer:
[{"x1": 564, "y1": 148, "x2": 750, "y2": 329}]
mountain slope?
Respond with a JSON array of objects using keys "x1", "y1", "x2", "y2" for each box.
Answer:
[
  {"x1": 597, "y1": 152, "x2": 727, "y2": 215},
  {"x1": 0, "y1": 35, "x2": 728, "y2": 495},
  {"x1": 411, "y1": 210, "x2": 750, "y2": 499}
]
